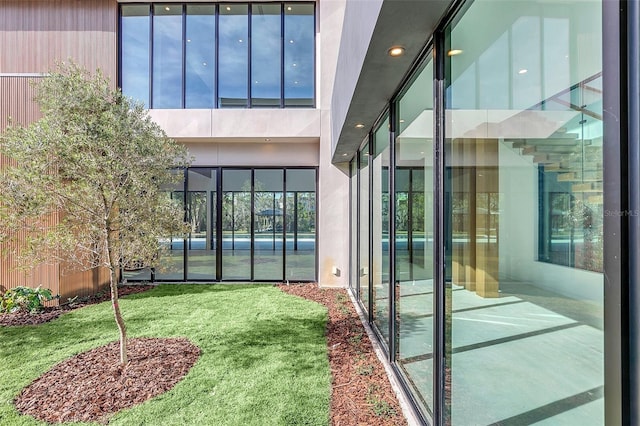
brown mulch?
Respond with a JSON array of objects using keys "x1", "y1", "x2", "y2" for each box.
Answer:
[
  {"x1": 5, "y1": 283, "x2": 406, "y2": 425},
  {"x1": 279, "y1": 283, "x2": 407, "y2": 426},
  {"x1": 14, "y1": 337, "x2": 200, "y2": 424}
]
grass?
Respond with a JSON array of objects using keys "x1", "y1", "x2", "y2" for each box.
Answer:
[{"x1": 0, "y1": 284, "x2": 331, "y2": 425}]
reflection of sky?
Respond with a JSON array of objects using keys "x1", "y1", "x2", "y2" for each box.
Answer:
[
  {"x1": 120, "y1": 5, "x2": 315, "y2": 108},
  {"x1": 153, "y1": 13, "x2": 182, "y2": 108},
  {"x1": 219, "y1": 14, "x2": 249, "y2": 104},
  {"x1": 121, "y1": 15, "x2": 150, "y2": 107},
  {"x1": 252, "y1": 13, "x2": 281, "y2": 100},
  {"x1": 186, "y1": 14, "x2": 215, "y2": 108},
  {"x1": 285, "y1": 14, "x2": 314, "y2": 100}
]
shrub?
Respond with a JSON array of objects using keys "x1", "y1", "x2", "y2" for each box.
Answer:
[{"x1": 0, "y1": 286, "x2": 56, "y2": 313}]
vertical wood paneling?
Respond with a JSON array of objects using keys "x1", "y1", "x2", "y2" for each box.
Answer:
[
  {"x1": 0, "y1": 0, "x2": 117, "y2": 82},
  {"x1": 1, "y1": 0, "x2": 118, "y2": 303},
  {"x1": 0, "y1": 76, "x2": 42, "y2": 129}
]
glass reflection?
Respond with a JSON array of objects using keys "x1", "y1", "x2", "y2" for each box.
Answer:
[
  {"x1": 284, "y1": 3, "x2": 314, "y2": 107},
  {"x1": 186, "y1": 5, "x2": 215, "y2": 108},
  {"x1": 121, "y1": 5, "x2": 150, "y2": 107},
  {"x1": 395, "y1": 58, "x2": 434, "y2": 420},
  {"x1": 219, "y1": 4, "x2": 248, "y2": 108},
  {"x1": 373, "y1": 119, "x2": 390, "y2": 344},
  {"x1": 285, "y1": 169, "x2": 316, "y2": 281},
  {"x1": 359, "y1": 144, "x2": 370, "y2": 312},
  {"x1": 152, "y1": 5, "x2": 183, "y2": 108},
  {"x1": 222, "y1": 169, "x2": 252, "y2": 279},
  {"x1": 254, "y1": 169, "x2": 284, "y2": 280},
  {"x1": 187, "y1": 168, "x2": 216, "y2": 280},
  {"x1": 252, "y1": 4, "x2": 282, "y2": 107},
  {"x1": 444, "y1": 1, "x2": 603, "y2": 424}
]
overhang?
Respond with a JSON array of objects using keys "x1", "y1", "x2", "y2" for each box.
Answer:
[{"x1": 331, "y1": 0, "x2": 452, "y2": 164}]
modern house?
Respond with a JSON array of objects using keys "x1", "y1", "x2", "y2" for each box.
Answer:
[{"x1": 1, "y1": 0, "x2": 638, "y2": 425}]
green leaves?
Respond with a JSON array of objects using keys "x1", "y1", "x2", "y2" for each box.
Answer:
[
  {"x1": 0, "y1": 61, "x2": 191, "y2": 273},
  {"x1": 0, "y1": 285, "x2": 57, "y2": 313}
]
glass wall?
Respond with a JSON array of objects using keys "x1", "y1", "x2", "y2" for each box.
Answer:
[
  {"x1": 119, "y1": 3, "x2": 315, "y2": 109},
  {"x1": 251, "y1": 4, "x2": 281, "y2": 107},
  {"x1": 152, "y1": 4, "x2": 183, "y2": 108},
  {"x1": 285, "y1": 169, "x2": 316, "y2": 281},
  {"x1": 187, "y1": 168, "x2": 216, "y2": 280},
  {"x1": 284, "y1": 3, "x2": 315, "y2": 107},
  {"x1": 372, "y1": 117, "x2": 390, "y2": 344},
  {"x1": 254, "y1": 169, "x2": 284, "y2": 280},
  {"x1": 395, "y1": 58, "x2": 434, "y2": 420},
  {"x1": 348, "y1": 1, "x2": 605, "y2": 424},
  {"x1": 359, "y1": 143, "x2": 370, "y2": 312},
  {"x1": 186, "y1": 5, "x2": 216, "y2": 108},
  {"x1": 124, "y1": 167, "x2": 316, "y2": 282},
  {"x1": 120, "y1": 5, "x2": 150, "y2": 107},
  {"x1": 444, "y1": 1, "x2": 603, "y2": 424},
  {"x1": 219, "y1": 4, "x2": 249, "y2": 108}
]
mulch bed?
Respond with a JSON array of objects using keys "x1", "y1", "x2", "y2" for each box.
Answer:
[
  {"x1": 4, "y1": 283, "x2": 406, "y2": 425},
  {"x1": 278, "y1": 283, "x2": 407, "y2": 426},
  {"x1": 14, "y1": 337, "x2": 200, "y2": 424}
]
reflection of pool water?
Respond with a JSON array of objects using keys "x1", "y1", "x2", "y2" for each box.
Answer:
[{"x1": 161, "y1": 237, "x2": 316, "y2": 251}]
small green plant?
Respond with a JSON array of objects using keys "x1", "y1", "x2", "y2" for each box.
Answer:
[
  {"x1": 348, "y1": 332, "x2": 363, "y2": 346},
  {"x1": 0, "y1": 286, "x2": 56, "y2": 313},
  {"x1": 366, "y1": 384, "x2": 397, "y2": 418},
  {"x1": 356, "y1": 363, "x2": 374, "y2": 376}
]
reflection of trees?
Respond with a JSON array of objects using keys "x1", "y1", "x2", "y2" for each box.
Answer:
[{"x1": 187, "y1": 192, "x2": 207, "y2": 235}]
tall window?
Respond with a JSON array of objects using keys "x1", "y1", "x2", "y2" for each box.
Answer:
[{"x1": 119, "y1": 3, "x2": 315, "y2": 109}]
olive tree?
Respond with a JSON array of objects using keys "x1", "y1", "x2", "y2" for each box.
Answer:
[{"x1": 0, "y1": 62, "x2": 191, "y2": 365}]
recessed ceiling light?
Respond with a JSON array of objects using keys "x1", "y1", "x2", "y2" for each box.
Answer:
[
  {"x1": 448, "y1": 49, "x2": 463, "y2": 56},
  {"x1": 202, "y1": 62, "x2": 207, "y2": 66},
  {"x1": 518, "y1": 69, "x2": 528, "y2": 74},
  {"x1": 287, "y1": 6, "x2": 292, "y2": 11},
  {"x1": 355, "y1": 123, "x2": 365, "y2": 129},
  {"x1": 289, "y1": 40, "x2": 294, "y2": 44},
  {"x1": 187, "y1": 39, "x2": 191, "y2": 43},
  {"x1": 399, "y1": 119, "x2": 405, "y2": 123},
  {"x1": 294, "y1": 81, "x2": 299, "y2": 84},
  {"x1": 265, "y1": 138, "x2": 271, "y2": 141},
  {"x1": 388, "y1": 46, "x2": 405, "y2": 57},
  {"x1": 238, "y1": 39, "x2": 243, "y2": 43},
  {"x1": 226, "y1": 6, "x2": 231, "y2": 11},
  {"x1": 342, "y1": 153, "x2": 348, "y2": 157},
  {"x1": 292, "y1": 63, "x2": 297, "y2": 67},
  {"x1": 165, "y1": 6, "x2": 170, "y2": 11}
]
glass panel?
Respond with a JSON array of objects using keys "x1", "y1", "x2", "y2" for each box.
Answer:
[
  {"x1": 121, "y1": 5, "x2": 150, "y2": 107},
  {"x1": 254, "y1": 169, "x2": 284, "y2": 280},
  {"x1": 219, "y1": 4, "x2": 248, "y2": 108},
  {"x1": 222, "y1": 169, "x2": 252, "y2": 279},
  {"x1": 186, "y1": 5, "x2": 215, "y2": 108},
  {"x1": 359, "y1": 143, "x2": 370, "y2": 312},
  {"x1": 444, "y1": 1, "x2": 603, "y2": 424},
  {"x1": 395, "y1": 58, "x2": 434, "y2": 420},
  {"x1": 284, "y1": 3, "x2": 314, "y2": 107},
  {"x1": 373, "y1": 118, "x2": 390, "y2": 344},
  {"x1": 350, "y1": 160, "x2": 358, "y2": 290},
  {"x1": 152, "y1": 4, "x2": 183, "y2": 109},
  {"x1": 251, "y1": 4, "x2": 281, "y2": 108},
  {"x1": 155, "y1": 184, "x2": 185, "y2": 280},
  {"x1": 187, "y1": 168, "x2": 216, "y2": 280},
  {"x1": 285, "y1": 169, "x2": 316, "y2": 281}
]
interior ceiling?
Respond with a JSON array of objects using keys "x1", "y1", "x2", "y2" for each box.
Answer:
[{"x1": 332, "y1": 0, "x2": 451, "y2": 165}]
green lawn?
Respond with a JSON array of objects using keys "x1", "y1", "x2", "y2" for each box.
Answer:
[{"x1": 0, "y1": 285, "x2": 331, "y2": 425}]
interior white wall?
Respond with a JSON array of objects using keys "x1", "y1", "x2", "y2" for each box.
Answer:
[
  {"x1": 183, "y1": 142, "x2": 319, "y2": 167},
  {"x1": 498, "y1": 142, "x2": 603, "y2": 303}
]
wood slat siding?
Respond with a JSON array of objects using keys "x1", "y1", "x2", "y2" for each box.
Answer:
[
  {"x1": 1, "y1": 0, "x2": 117, "y2": 303},
  {"x1": 0, "y1": 0, "x2": 117, "y2": 81},
  {"x1": 0, "y1": 76, "x2": 42, "y2": 129}
]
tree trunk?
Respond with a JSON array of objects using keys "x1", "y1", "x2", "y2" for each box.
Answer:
[{"x1": 109, "y1": 266, "x2": 128, "y2": 365}]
